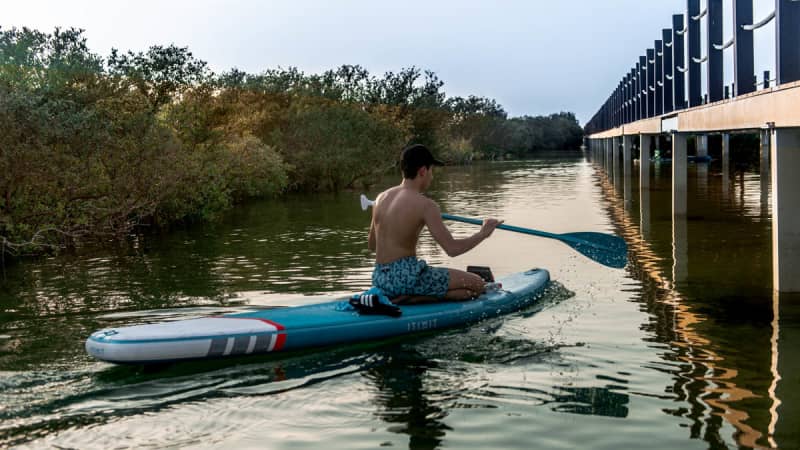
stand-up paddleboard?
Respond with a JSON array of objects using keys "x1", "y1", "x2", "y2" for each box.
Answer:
[{"x1": 86, "y1": 268, "x2": 549, "y2": 364}]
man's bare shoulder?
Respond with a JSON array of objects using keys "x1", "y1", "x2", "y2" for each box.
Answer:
[
  {"x1": 398, "y1": 190, "x2": 437, "y2": 211},
  {"x1": 419, "y1": 194, "x2": 438, "y2": 207},
  {"x1": 376, "y1": 186, "x2": 403, "y2": 202}
]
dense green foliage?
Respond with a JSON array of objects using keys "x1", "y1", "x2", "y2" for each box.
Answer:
[{"x1": 0, "y1": 27, "x2": 583, "y2": 256}]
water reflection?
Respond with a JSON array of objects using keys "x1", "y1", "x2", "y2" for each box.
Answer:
[
  {"x1": 774, "y1": 292, "x2": 800, "y2": 448},
  {"x1": 672, "y1": 214, "x2": 687, "y2": 286},
  {"x1": 366, "y1": 351, "x2": 451, "y2": 450},
  {"x1": 593, "y1": 152, "x2": 791, "y2": 449},
  {"x1": 696, "y1": 164, "x2": 708, "y2": 198},
  {"x1": 639, "y1": 180, "x2": 652, "y2": 242},
  {"x1": 722, "y1": 154, "x2": 731, "y2": 197},
  {"x1": 623, "y1": 160, "x2": 633, "y2": 207},
  {"x1": 549, "y1": 386, "x2": 629, "y2": 418}
]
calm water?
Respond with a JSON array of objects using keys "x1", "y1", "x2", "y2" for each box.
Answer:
[{"x1": 1, "y1": 155, "x2": 798, "y2": 449}]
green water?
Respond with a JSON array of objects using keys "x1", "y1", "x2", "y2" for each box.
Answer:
[{"x1": 1, "y1": 155, "x2": 798, "y2": 449}]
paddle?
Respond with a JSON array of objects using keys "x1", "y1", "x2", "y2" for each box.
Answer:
[{"x1": 360, "y1": 194, "x2": 627, "y2": 269}]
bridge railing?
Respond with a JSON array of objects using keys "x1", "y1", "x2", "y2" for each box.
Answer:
[{"x1": 584, "y1": 0, "x2": 799, "y2": 135}]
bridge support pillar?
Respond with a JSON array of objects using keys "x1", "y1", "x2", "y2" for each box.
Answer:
[
  {"x1": 597, "y1": 139, "x2": 602, "y2": 166},
  {"x1": 613, "y1": 136, "x2": 621, "y2": 188},
  {"x1": 697, "y1": 134, "x2": 709, "y2": 158},
  {"x1": 623, "y1": 135, "x2": 634, "y2": 205},
  {"x1": 594, "y1": 140, "x2": 598, "y2": 163},
  {"x1": 673, "y1": 133, "x2": 688, "y2": 216},
  {"x1": 761, "y1": 130, "x2": 772, "y2": 215},
  {"x1": 722, "y1": 133, "x2": 731, "y2": 196},
  {"x1": 595, "y1": 139, "x2": 599, "y2": 162},
  {"x1": 601, "y1": 138, "x2": 605, "y2": 164},
  {"x1": 597, "y1": 139, "x2": 602, "y2": 162},
  {"x1": 640, "y1": 134, "x2": 653, "y2": 188},
  {"x1": 761, "y1": 129, "x2": 772, "y2": 165},
  {"x1": 772, "y1": 128, "x2": 800, "y2": 292},
  {"x1": 594, "y1": 139, "x2": 603, "y2": 164}
]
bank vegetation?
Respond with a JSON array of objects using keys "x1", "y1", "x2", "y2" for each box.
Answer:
[{"x1": 0, "y1": 27, "x2": 583, "y2": 257}]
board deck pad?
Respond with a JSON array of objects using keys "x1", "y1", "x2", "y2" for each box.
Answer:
[{"x1": 86, "y1": 268, "x2": 550, "y2": 364}]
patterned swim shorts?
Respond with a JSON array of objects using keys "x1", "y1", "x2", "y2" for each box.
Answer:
[{"x1": 372, "y1": 256, "x2": 450, "y2": 298}]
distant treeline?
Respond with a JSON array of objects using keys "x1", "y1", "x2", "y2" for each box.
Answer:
[{"x1": 0, "y1": 27, "x2": 583, "y2": 256}]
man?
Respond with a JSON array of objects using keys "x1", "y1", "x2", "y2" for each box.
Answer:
[{"x1": 368, "y1": 144, "x2": 503, "y2": 302}]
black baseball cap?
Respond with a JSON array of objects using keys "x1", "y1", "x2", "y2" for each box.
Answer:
[{"x1": 400, "y1": 144, "x2": 444, "y2": 177}]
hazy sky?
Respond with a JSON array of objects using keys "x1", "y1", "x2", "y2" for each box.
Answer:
[{"x1": 2, "y1": 0, "x2": 778, "y2": 123}]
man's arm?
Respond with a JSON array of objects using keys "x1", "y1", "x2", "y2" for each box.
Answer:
[{"x1": 423, "y1": 200, "x2": 502, "y2": 257}]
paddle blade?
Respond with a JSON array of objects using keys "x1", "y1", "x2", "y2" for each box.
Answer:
[
  {"x1": 560, "y1": 232, "x2": 628, "y2": 269},
  {"x1": 360, "y1": 194, "x2": 374, "y2": 211}
]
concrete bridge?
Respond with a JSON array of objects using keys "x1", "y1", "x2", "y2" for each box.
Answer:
[{"x1": 585, "y1": 0, "x2": 800, "y2": 292}]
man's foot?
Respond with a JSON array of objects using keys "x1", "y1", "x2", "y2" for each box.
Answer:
[
  {"x1": 349, "y1": 294, "x2": 402, "y2": 317},
  {"x1": 485, "y1": 282, "x2": 503, "y2": 292}
]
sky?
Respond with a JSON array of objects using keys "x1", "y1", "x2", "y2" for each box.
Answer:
[{"x1": 2, "y1": 0, "x2": 778, "y2": 124}]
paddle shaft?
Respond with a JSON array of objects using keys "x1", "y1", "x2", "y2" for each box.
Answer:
[
  {"x1": 361, "y1": 194, "x2": 625, "y2": 267},
  {"x1": 441, "y1": 213, "x2": 557, "y2": 239},
  {"x1": 441, "y1": 213, "x2": 603, "y2": 250}
]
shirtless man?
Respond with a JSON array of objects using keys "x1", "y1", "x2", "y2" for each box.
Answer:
[{"x1": 368, "y1": 144, "x2": 503, "y2": 301}]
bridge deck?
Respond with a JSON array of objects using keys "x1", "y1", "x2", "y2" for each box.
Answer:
[{"x1": 589, "y1": 80, "x2": 800, "y2": 138}]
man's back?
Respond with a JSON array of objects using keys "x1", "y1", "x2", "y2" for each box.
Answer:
[
  {"x1": 372, "y1": 186, "x2": 429, "y2": 264},
  {"x1": 367, "y1": 143, "x2": 501, "y2": 302}
]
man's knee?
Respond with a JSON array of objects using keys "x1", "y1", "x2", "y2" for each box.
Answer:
[
  {"x1": 465, "y1": 272, "x2": 485, "y2": 292},
  {"x1": 446, "y1": 269, "x2": 484, "y2": 293},
  {"x1": 475, "y1": 280, "x2": 487, "y2": 294}
]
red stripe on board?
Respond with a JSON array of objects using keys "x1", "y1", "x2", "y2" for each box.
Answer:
[
  {"x1": 257, "y1": 319, "x2": 285, "y2": 331},
  {"x1": 274, "y1": 333, "x2": 287, "y2": 351},
  {"x1": 216, "y1": 316, "x2": 285, "y2": 331}
]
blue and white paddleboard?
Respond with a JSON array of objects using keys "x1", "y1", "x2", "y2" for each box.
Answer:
[{"x1": 86, "y1": 268, "x2": 550, "y2": 364}]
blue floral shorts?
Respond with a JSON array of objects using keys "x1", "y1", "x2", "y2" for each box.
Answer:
[{"x1": 372, "y1": 256, "x2": 450, "y2": 298}]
